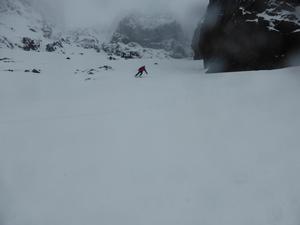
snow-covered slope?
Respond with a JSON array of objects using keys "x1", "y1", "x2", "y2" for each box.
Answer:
[
  {"x1": 0, "y1": 0, "x2": 178, "y2": 59},
  {"x1": 1, "y1": 2, "x2": 300, "y2": 224},
  {"x1": 0, "y1": 0, "x2": 56, "y2": 49},
  {"x1": 0, "y1": 0, "x2": 104, "y2": 52},
  {"x1": 1, "y1": 48, "x2": 300, "y2": 225}
]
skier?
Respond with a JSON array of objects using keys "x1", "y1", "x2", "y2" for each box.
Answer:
[{"x1": 135, "y1": 66, "x2": 148, "y2": 78}]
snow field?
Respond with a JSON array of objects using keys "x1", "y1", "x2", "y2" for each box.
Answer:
[{"x1": 1, "y1": 49, "x2": 300, "y2": 225}]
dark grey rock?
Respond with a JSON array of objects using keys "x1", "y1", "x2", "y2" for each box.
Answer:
[
  {"x1": 32, "y1": 69, "x2": 41, "y2": 73},
  {"x1": 195, "y1": 0, "x2": 300, "y2": 73},
  {"x1": 29, "y1": 28, "x2": 37, "y2": 33},
  {"x1": 102, "y1": 43, "x2": 141, "y2": 59},
  {"x1": 108, "y1": 56, "x2": 117, "y2": 60},
  {"x1": 22, "y1": 37, "x2": 40, "y2": 51},
  {"x1": 0, "y1": 57, "x2": 11, "y2": 61},
  {"x1": 99, "y1": 65, "x2": 113, "y2": 70},
  {"x1": 46, "y1": 41, "x2": 63, "y2": 52}
]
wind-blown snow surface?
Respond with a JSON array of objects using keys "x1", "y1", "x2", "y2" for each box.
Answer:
[{"x1": 1, "y1": 49, "x2": 300, "y2": 225}]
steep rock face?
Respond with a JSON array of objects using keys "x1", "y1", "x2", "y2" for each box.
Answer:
[
  {"x1": 191, "y1": 21, "x2": 202, "y2": 60},
  {"x1": 65, "y1": 29, "x2": 102, "y2": 52},
  {"x1": 111, "y1": 13, "x2": 189, "y2": 58},
  {"x1": 195, "y1": 0, "x2": 300, "y2": 72}
]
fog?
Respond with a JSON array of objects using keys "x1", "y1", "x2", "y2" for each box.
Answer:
[
  {"x1": 31, "y1": 0, "x2": 208, "y2": 38},
  {"x1": 63, "y1": 0, "x2": 207, "y2": 27}
]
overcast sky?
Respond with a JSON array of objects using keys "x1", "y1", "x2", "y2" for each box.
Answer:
[
  {"x1": 33, "y1": 0, "x2": 208, "y2": 37},
  {"x1": 63, "y1": 0, "x2": 207, "y2": 26}
]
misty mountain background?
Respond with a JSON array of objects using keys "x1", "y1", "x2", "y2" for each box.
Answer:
[
  {"x1": 27, "y1": 0, "x2": 208, "y2": 41},
  {"x1": 1, "y1": 1, "x2": 300, "y2": 225}
]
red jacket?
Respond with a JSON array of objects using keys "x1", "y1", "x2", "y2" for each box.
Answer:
[{"x1": 138, "y1": 66, "x2": 147, "y2": 73}]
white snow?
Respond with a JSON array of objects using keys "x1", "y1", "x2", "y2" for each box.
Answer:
[
  {"x1": 1, "y1": 49, "x2": 300, "y2": 225},
  {"x1": 0, "y1": 0, "x2": 68, "y2": 55},
  {"x1": 246, "y1": 19, "x2": 259, "y2": 23},
  {"x1": 239, "y1": 7, "x2": 251, "y2": 16},
  {"x1": 256, "y1": 8, "x2": 300, "y2": 32},
  {"x1": 0, "y1": 0, "x2": 50, "y2": 44}
]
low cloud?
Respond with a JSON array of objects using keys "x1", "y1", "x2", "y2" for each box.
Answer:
[{"x1": 30, "y1": 0, "x2": 208, "y2": 38}]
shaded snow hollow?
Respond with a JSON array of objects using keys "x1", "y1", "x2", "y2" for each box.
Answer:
[{"x1": 1, "y1": 49, "x2": 300, "y2": 225}]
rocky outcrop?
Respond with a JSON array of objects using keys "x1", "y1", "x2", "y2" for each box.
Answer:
[
  {"x1": 111, "y1": 13, "x2": 189, "y2": 58},
  {"x1": 102, "y1": 42, "x2": 142, "y2": 59},
  {"x1": 46, "y1": 40, "x2": 63, "y2": 52},
  {"x1": 195, "y1": 0, "x2": 300, "y2": 73},
  {"x1": 66, "y1": 29, "x2": 102, "y2": 53},
  {"x1": 22, "y1": 37, "x2": 40, "y2": 51}
]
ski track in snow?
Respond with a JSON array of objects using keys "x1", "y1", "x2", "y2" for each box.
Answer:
[{"x1": 1, "y1": 49, "x2": 300, "y2": 225}]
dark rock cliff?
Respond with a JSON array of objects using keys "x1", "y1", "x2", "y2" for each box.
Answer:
[
  {"x1": 193, "y1": 0, "x2": 300, "y2": 72},
  {"x1": 111, "y1": 13, "x2": 189, "y2": 58}
]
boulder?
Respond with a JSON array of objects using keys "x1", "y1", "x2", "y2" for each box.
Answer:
[
  {"x1": 32, "y1": 69, "x2": 41, "y2": 73},
  {"x1": 195, "y1": 0, "x2": 300, "y2": 73}
]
